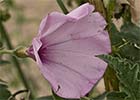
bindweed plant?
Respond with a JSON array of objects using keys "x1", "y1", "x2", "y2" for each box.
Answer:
[{"x1": 0, "y1": 0, "x2": 140, "y2": 100}]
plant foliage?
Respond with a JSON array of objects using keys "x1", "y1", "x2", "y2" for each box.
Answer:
[{"x1": 99, "y1": 55, "x2": 140, "y2": 100}]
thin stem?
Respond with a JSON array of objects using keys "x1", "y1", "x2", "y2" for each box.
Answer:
[
  {"x1": 0, "y1": 22, "x2": 34, "y2": 99},
  {"x1": 89, "y1": 0, "x2": 119, "y2": 91},
  {"x1": 89, "y1": 0, "x2": 106, "y2": 17},
  {"x1": 0, "y1": 49, "x2": 13, "y2": 55},
  {"x1": 56, "y1": 0, "x2": 69, "y2": 14},
  {"x1": 104, "y1": 66, "x2": 119, "y2": 91}
]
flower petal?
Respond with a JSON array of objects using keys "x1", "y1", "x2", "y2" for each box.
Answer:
[
  {"x1": 39, "y1": 12, "x2": 75, "y2": 37},
  {"x1": 67, "y1": 3, "x2": 94, "y2": 19},
  {"x1": 46, "y1": 30, "x2": 111, "y2": 56},
  {"x1": 41, "y1": 12, "x2": 107, "y2": 53},
  {"x1": 32, "y1": 38, "x2": 59, "y2": 90},
  {"x1": 32, "y1": 37, "x2": 42, "y2": 64},
  {"x1": 38, "y1": 48, "x2": 107, "y2": 98},
  {"x1": 41, "y1": 61, "x2": 94, "y2": 98},
  {"x1": 28, "y1": 3, "x2": 111, "y2": 99}
]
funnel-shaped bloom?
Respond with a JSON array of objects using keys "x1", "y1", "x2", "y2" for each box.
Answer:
[{"x1": 27, "y1": 3, "x2": 111, "y2": 99}]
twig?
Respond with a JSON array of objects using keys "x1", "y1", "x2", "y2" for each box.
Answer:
[
  {"x1": 56, "y1": 0, "x2": 69, "y2": 14},
  {"x1": 8, "y1": 89, "x2": 28, "y2": 100}
]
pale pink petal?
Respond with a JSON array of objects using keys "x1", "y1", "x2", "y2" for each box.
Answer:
[
  {"x1": 32, "y1": 37, "x2": 42, "y2": 64},
  {"x1": 31, "y1": 41, "x2": 107, "y2": 98},
  {"x1": 31, "y1": 38, "x2": 59, "y2": 90},
  {"x1": 27, "y1": 3, "x2": 111, "y2": 99},
  {"x1": 67, "y1": 3, "x2": 94, "y2": 19},
  {"x1": 45, "y1": 48, "x2": 107, "y2": 82},
  {"x1": 41, "y1": 61, "x2": 95, "y2": 98},
  {"x1": 41, "y1": 12, "x2": 107, "y2": 51},
  {"x1": 39, "y1": 12, "x2": 75, "y2": 37},
  {"x1": 46, "y1": 31, "x2": 111, "y2": 56}
]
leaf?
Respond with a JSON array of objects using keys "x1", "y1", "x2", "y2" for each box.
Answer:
[
  {"x1": 120, "y1": 22, "x2": 140, "y2": 44},
  {"x1": 80, "y1": 97, "x2": 90, "y2": 100},
  {"x1": 110, "y1": 23, "x2": 140, "y2": 62},
  {"x1": 107, "y1": 92, "x2": 127, "y2": 100},
  {"x1": 119, "y1": 44, "x2": 140, "y2": 61},
  {"x1": 99, "y1": 55, "x2": 140, "y2": 100},
  {"x1": 0, "y1": 84, "x2": 11, "y2": 100},
  {"x1": 52, "y1": 91, "x2": 79, "y2": 100},
  {"x1": 35, "y1": 96, "x2": 54, "y2": 100},
  {"x1": 110, "y1": 23, "x2": 123, "y2": 46},
  {"x1": 35, "y1": 95, "x2": 78, "y2": 100},
  {"x1": 110, "y1": 21, "x2": 140, "y2": 45},
  {"x1": 52, "y1": 90, "x2": 64, "y2": 100}
]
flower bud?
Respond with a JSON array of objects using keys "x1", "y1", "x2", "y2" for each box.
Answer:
[{"x1": 13, "y1": 46, "x2": 29, "y2": 58}]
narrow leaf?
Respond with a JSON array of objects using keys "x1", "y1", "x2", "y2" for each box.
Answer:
[{"x1": 107, "y1": 92, "x2": 127, "y2": 100}]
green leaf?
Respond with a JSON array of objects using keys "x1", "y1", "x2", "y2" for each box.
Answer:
[
  {"x1": 0, "y1": 84, "x2": 11, "y2": 100},
  {"x1": 35, "y1": 96, "x2": 54, "y2": 100},
  {"x1": 52, "y1": 90, "x2": 79, "y2": 100},
  {"x1": 120, "y1": 22, "x2": 140, "y2": 44},
  {"x1": 119, "y1": 43, "x2": 140, "y2": 61},
  {"x1": 35, "y1": 95, "x2": 79, "y2": 100},
  {"x1": 80, "y1": 97, "x2": 90, "y2": 100},
  {"x1": 110, "y1": 23, "x2": 140, "y2": 62},
  {"x1": 99, "y1": 55, "x2": 140, "y2": 100},
  {"x1": 110, "y1": 23, "x2": 123, "y2": 46},
  {"x1": 52, "y1": 90, "x2": 64, "y2": 100},
  {"x1": 110, "y1": 22, "x2": 140, "y2": 45},
  {"x1": 107, "y1": 92, "x2": 127, "y2": 100}
]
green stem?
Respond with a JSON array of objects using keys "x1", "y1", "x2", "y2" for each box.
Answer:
[
  {"x1": 0, "y1": 49, "x2": 13, "y2": 55},
  {"x1": 0, "y1": 22, "x2": 34, "y2": 99},
  {"x1": 89, "y1": 0, "x2": 106, "y2": 17},
  {"x1": 104, "y1": 0, "x2": 120, "y2": 91},
  {"x1": 104, "y1": 66, "x2": 119, "y2": 91},
  {"x1": 56, "y1": 0, "x2": 69, "y2": 14},
  {"x1": 89, "y1": 0, "x2": 119, "y2": 91}
]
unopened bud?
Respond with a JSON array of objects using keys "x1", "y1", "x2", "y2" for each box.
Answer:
[{"x1": 14, "y1": 46, "x2": 29, "y2": 58}]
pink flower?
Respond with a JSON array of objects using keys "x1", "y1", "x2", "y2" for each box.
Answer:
[{"x1": 27, "y1": 3, "x2": 111, "y2": 99}]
